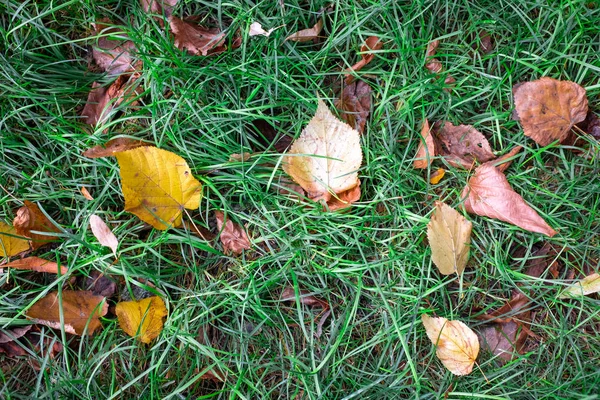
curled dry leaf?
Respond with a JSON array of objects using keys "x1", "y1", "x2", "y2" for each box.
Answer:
[
  {"x1": 462, "y1": 164, "x2": 556, "y2": 237},
  {"x1": 115, "y1": 146, "x2": 203, "y2": 230},
  {"x1": 215, "y1": 211, "x2": 251, "y2": 254},
  {"x1": 421, "y1": 314, "x2": 479, "y2": 376},
  {"x1": 283, "y1": 100, "x2": 362, "y2": 209},
  {"x1": 493, "y1": 146, "x2": 523, "y2": 173},
  {"x1": 560, "y1": 272, "x2": 600, "y2": 298},
  {"x1": 81, "y1": 187, "x2": 94, "y2": 200},
  {"x1": 430, "y1": 168, "x2": 445, "y2": 184},
  {"x1": 513, "y1": 77, "x2": 588, "y2": 146},
  {"x1": 83, "y1": 137, "x2": 147, "y2": 158},
  {"x1": 5, "y1": 257, "x2": 67, "y2": 275},
  {"x1": 427, "y1": 201, "x2": 472, "y2": 275},
  {"x1": 0, "y1": 221, "x2": 30, "y2": 257},
  {"x1": 344, "y1": 36, "x2": 383, "y2": 84},
  {"x1": 285, "y1": 19, "x2": 323, "y2": 42},
  {"x1": 169, "y1": 16, "x2": 237, "y2": 56},
  {"x1": 89, "y1": 215, "x2": 119, "y2": 256},
  {"x1": 413, "y1": 119, "x2": 436, "y2": 169},
  {"x1": 13, "y1": 201, "x2": 61, "y2": 249},
  {"x1": 249, "y1": 22, "x2": 275, "y2": 37},
  {"x1": 115, "y1": 296, "x2": 168, "y2": 343},
  {"x1": 435, "y1": 122, "x2": 495, "y2": 169},
  {"x1": 334, "y1": 80, "x2": 372, "y2": 134},
  {"x1": 26, "y1": 291, "x2": 108, "y2": 336},
  {"x1": 81, "y1": 73, "x2": 142, "y2": 126},
  {"x1": 281, "y1": 286, "x2": 331, "y2": 338}
]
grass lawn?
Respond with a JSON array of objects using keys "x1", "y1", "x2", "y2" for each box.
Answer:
[{"x1": 1, "y1": 0, "x2": 600, "y2": 398}]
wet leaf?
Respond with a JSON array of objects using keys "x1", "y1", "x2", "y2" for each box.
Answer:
[
  {"x1": 285, "y1": 19, "x2": 323, "y2": 42},
  {"x1": 422, "y1": 314, "x2": 479, "y2": 376},
  {"x1": 249, "y1": 22, "x2": 275, "y2": 37},
  {"x1": 283, "y1": 100, "x2": 362, "y2": 209},
  {"x1": 430, "y1": 168, "x2": 445, "y2": 184},
  {"x1": 13, "y1": 201, "x2": 61, "y2": 249},
  {"x1": 215, "y1": 211, "x2": 251, "y2": 254},
  {"x1": 344, "y1": 36, "x2": 383, "y2": 84},
  {"x1": 461, "y1": 164, "x2": 556, "y2": 237},
  {"x1": 83, "y1": 137, "x2": 147, "y2": 158},
  {"x1": 115, "y1": 146, "x2": 203, "y2": 230},
  {"x1": 81, "y1": 73, "x2": 142, "y2": 126},
  {"x1": 427, "y1": 202, "x2": 472, "y2": 275},
  {"x1": 513, "y1": 77, "x2": 588, "y2": 146},
  {"x1": 26, "y1": 291, "x2": 108, "y2": 336},
  {"x1": 169, "y1": 16, "x2": 231, "y2": 56},
  {"x1": 0, "y1": 221, "x2": 30, "y2": 257},
  {"x1": 560, "y1": 272, "x2": 600, "y2": 298},
  {"x1": 334, "y1": 80, "x2": 371, "y2": 134},
  {"x1": 413, "y1": 119, "x2": 437, "y2": 169},
  {"x1": 89, "y1": 215, "x2": 119, "y2": 256},
  {"x1": 5, "y1": 257, "x2": 67, "y2": 275},
  {"x1": 115, "y1": 296, "x2": 168, "y2": 343},
  {"x1": 435, "y1": 122, "x2": 495, "y2": 169}
]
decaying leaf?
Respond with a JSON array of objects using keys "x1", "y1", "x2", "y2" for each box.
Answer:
[
  {"x1": 430, "y1": 168, "x2": 445, "y2": 184},
  {"x1": 0, "y1": 326, "x2": 32, "y2": 357},
  {"x1": 425, "y1": 40, "x2": 442, "y2": 73},
  {"x1": 26, "y1": 291, "x2": 108, "y2": 335},
  {"x1": 169, "y1": 16, "x2": 233, "y2": 56},
  {"x1": 81, "y1": 187, "x2": 94, "y2": 200},
  {"x1": 89, "y1": 215, "x2": 119, "y2": 256},
  {"x1": 326, "y1": 181, "x2": 361, "y2": 211},
  {"x1": 5, "y1": 257, "x2": 67, "y2": 275},
  {"x1": 115, "y1": 146, "x2": 203, "y2": 230},
  {"x1": 140, "y1": 0, "x2": 177, "y2": 17},
  {"x1": 0, "y1": 221, "x2": 30, "y2": 257},
  {"x1": 0, "y1": 326, "x2": 63, "y2": 363},
  {"x1": 83, "y1": 137, "x2": 147, "y2": 158},
  {"x1": 560, "y1": 272, "x2": 600, "y2": 298},
  {"x1": 215, "y1": 211, "x2": 251, "y2": 254},
  {"x1": 281, "y1": 286, "x2": 331, "y2": 338},
  {"x1": 92, "y1": 20, "x2": 138, "y2": 76},
  {"x1": 84, "y1": 271, "x2": 117, "y2": 298},
  {"x1": 285, "y1": 19, "x2": 323, "y2": 42},
  {"x1": 115, "y1": 296, "x2": 168, "y2": 343},
  {"x1": 81, "y1": 73, "x2": 142, "y2": 126},
  {"x1": 513, "y1": 77, "x2": 588, "y2": 146},
  {"x1": 462, "y1": 164, "x2": 556, "y2": 237},
  {"x1": 414, "y1": 119, "x2": 436, "y2": 169},
  {"x1": 478, "y1": 30, "x2": 494, "y2": 54},
  {"x1": 435, "y1": 122, "x2": 496, "y2": 169},
  {"x1": 283, "y1": 100, "x2": 362, "y2": 209},
  {"x1": 344, "y1": 36, "x2": 383, "y2": 84},
  {"x1": 13, "y1": 201, "x2": 60, "y2": 249},
  {"x1": 427, "y1": 202, "x2": 472, "y2": 275},
  {"x1": 576, "y1": 111, "x2": 600, "y2": 141},
  {"x1": 421, "y1": 314, "x2": 479, "y2": 376},
  {"x1": 334, "y1": 80, "x2": 372, "y2": 134},
  {"x1": 248, "y1": 118, "x2": 293, "y2": 153},
  {"x1": 249, "y1": 22, "x2": 275, "y2": 37},
  {"x1": 478, "y1": 321, "x2": 525, "y2": 363},
  {"x1": 493, "y1": 146, "x2": 523, "y2": 173}
]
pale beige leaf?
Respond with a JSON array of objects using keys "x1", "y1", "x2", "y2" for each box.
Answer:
[
  {"x1": 90, "y1": 215, "x2": 119, "y2": 256},
  {"x1": 5, "y1": 256, "x2": 67, "y2": 275},
  {"x1": 461, "y1": 164, "x2": 556, "y2": 237},
  {"x1": 422, "y1": 314, "x2": 479, "y2": 376},
  {"x1": 249, "y1": 22, "x2": 275, "y2": 37},
  {"x1": 427, "y1": 201, "x2": 472, "y2": 275},
  {"x1": 560, "y1": 273, "x2": 600, "y2": 298},
  {"x1": 283, "y1": 100, "x2": 362, "y2": 206},
  {"x1": 285, "y1": 19, "x2": 323, "y2": 42},
  {"x1": 414, "y1": 119, "x2": 436, "y2": 169}
]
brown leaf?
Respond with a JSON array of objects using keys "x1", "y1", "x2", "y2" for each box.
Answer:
[
  {"x1": 5, "y1": 257, "x2": 67, "y2": 275},
  {"x1": 285, "y1": 19, "x2": 323, "y2": 42},
  {"x1": 182, "y1": 220, "x2": 216, "y2": 241},
  {"x1": 84, "y1": 271, "x2": 117, "y2": 298},
  {"x1": 513, "y1": 77, "x2": 588, "y2": 146},
  {"x1": 81, "y1": 73, "x2": 142, "y2": 126},
  {"x1": 344, "y1": 36, "x2": 383, "y2": 84},
  {"x1": 13, "y1": 201, "x2": 61, "y2": 249},
  {"x1": 461, "y1": 164, "x2": 556, "y2": 236},
  {"x1": 81, "y1": 187, "x2": 94, "y2": 200},
  {"x1": 0, "y1": 326, "x2": 32, "y2": 357},
  {"x1": 575, "y1": 111, "x2": 600, "y2": 141},
  {"x1": 281, "y1": 286, "x2": 331, "y2": 337},
  {"x1": 478, "y1": 30, "x2": 494, "y2": 54},
  {"x1": 83, "y1": 137, "x2": 147, "y2": 158},
  {"x1": 248, "y1": 119, "x2": 292, "y2": 153},
  {"x1": 435, "y1": 122, "x2": 495, "y2": 169},
  {"x1": 215, "y1": 211, "x2": 251, "y2": 255},
  {"x1": 26, "y1": 291, "x2": 108, "y2": 336},
  {"x1": 493, "y1": 146, "x2": 523, "y2": 173},
  {"x1": 413, "y1": 119, "x2": 437, "y2": 169},
  {"x1": 140, "y1": 0, "x2": 177, "y2": 17},
  {"x1": 334, "y1": 80, "x2": 372, "y2": 134},
  {"x1": 169, "y1": 16, "x2": 228, "y2": 56},
  {"x1": 326, "y1": 181, "x2": 360, "y2": 211},
  {"x1": 426, "y1": 40, "x2": 440, "y2": 58},
  {"x1": 92, "y1": 20, "x2": 138, "y2": 75},
  {"x1": 478, "y1": 321, "x2": 526, "y2": 363},
  {"x1": 89, "y1": 215, "x2": 119, "y2": 256},
  {"x1": 425, "y1": 40, "x2": 442, "y2": 73}
]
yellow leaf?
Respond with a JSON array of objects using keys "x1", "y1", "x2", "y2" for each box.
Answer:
[
  {"x1": 283, "y1": 100, "x2": 362, "y2": 207},
  {"x1": 426, "y1": 202, "x2": 472, "y2": 275},
  {"x1": 421, "y1": 314, "x2": 479, "y2": 376},
  {"x1": 560, "y1": 273, "x2": 600, "y2": 298},
  {"x1": 115, "y1": 296, "x2": 168, "y2": 343},
  {"x1": 429, "y1": 168, "x2": 445, "y2": 184},
  {"x1": 0, "y1": 221, "x2": 30, "y2": 257},
  {"x1": 115, "y1": 147, "x2": 202, "y2": 230}
]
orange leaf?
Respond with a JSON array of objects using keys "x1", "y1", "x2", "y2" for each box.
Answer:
[
  {"x1": 414, "y1": 119, "x2": 436, "y2": 169},
  {"x1": 429, "y1": 168, "x2": 445, "y2": 184},
  {"x1": 344, "y1": 36, "x2": 383, "y2": 84},
  {"x1": 215, "y1": 211, "x2": 250, "y2": 255},
  {"x1": 83, "y1": 137, "x2": 147, "y2": 158},
  {"x1": 13, "y1": 201, "x2": 61, "y2": 249},
  {"x1": 5, "y1": 256, "x2": 67, "y2": 275},
  {"x1": 285, "y1": 19, "x2": 323, "y2": 42}
]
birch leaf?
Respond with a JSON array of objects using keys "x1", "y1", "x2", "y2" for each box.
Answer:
[
  {"x1": 89, "y1": 215, "x2": 119, "y2": 256},
  {"x1": 0, "y1": 221, "x2": 30, "y2": 257},
  {"x1": 115, "y1": 296, "x2": 168, "y2": 343},
  {"x1": 560, "y1": 273, "x2": 600, "y2": 298}
]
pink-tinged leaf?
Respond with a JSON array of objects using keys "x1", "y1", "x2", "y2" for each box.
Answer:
[{"x1": 89, "y1": 215, "x2": 119, "y2": 256}]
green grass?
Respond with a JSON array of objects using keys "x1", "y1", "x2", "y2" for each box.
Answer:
[{"x1": 1, "y1": 0, "x2": 600, "y2": 398}]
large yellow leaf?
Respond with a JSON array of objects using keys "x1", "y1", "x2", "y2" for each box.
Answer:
[
  {"x1": 422, "y1": 314, "x2": 479, "y2": 376},
  {"x1": 115, "y1": 146, "x2": 202, "y2": 230},
  {"x1": 0, "y1": 221, "x2": 30, "y2": 257},
  {"x1": 283, "y1": 100, "x2": 362, "y2": 208},
  {"x1": 115, "y1": 296, "x2": 168, "y2": 343},
  {"x1": 560, "y1": 273, "x2": 600, "y2": 298}
]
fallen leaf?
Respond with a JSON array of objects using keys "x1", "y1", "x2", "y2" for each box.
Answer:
[
  {"x1": 575, "y1": 111, "x2": 600, "y2": 141},
  {"x1": 81, "y1": 187, "x2": 94, "y2": 200},
  {"x1": 81, "y1": 73, "x2": 142, "y2": 126},
  {"x1": 334, "y1": 80, "x2": 371, "y2": 134},
  {"x1": 285, "y1": 19, "x2": 323, "y2": 42},
  {"x1": 0, "y1": 326, "x2": 32, "y2": 357},
  {"x1": 478, "y1": 321, "x2": 525, "y2": 363},
  {"x1": 115, "y1": 146, "x2": 203, "y2": 230},
  {"x1": 89, "y1": 215, "x2": 119, "y2": 256},
  {"x1": 513, "y1": 77, "x2": 588, "y2": 146},
  {"x1": 5, "y1": 257, "x2": 67, "y2": 275},
  {"x1": 0, "y1": 221, "x2": 30, "y2": 257},
  {"x1": 215, "y1": 211, "x2": 251, "y2": 254},
  {"x1": 169, "y1": 16, "x2": 228, "y2": 56},
  {"x1": 26, "y1": 291, "x2": 108, "y2": 335},
  {"x1": 421, "y1": 314, "x2": 479, "y2": 376},
  {"x1": 249, "y1": 22, "x2": 275, "y2": 37},
  {"x1": 435, "y1": 122, "x2": 495, "y2": 169},
  {"x1": 478, "y1": 30, "x2": 494, "y2": 54},
  {"x1": 461, "y1": 164, "x2": 556, "y2": 237},
  {"x1": 493, "y1": 146, "x2": 523, "y2": 173},
  {"x1": 427, "y1": 202, "x2": 472, "y2": 275},
  {"x1": 92, "y1": 20, "x2": 138, "y2": 75},
  {"x1": 115, "y1": 296, "x2": 168, "y2": 343},
  {"x1": 281, "y1": 286, "x2": 331, "y2": 338},
  {"x1": 326, "y1": 181, "x2": 361, "y2": 211},
  {"x1": 248, "y1": 119, "x2": 293, "y2": 153},
  {"x1": 413, "y1": 119, "x2": 437, "y2": 169},
  {"x1": 560, "y1": 272, "x2": 600, "y2": 298},
  {"x1": 426, "y1": 40, "x2": 439, "y2": 58},
  {"x1": 228, "y1": 152, "x2": 253, "y2": 162},
  {"x1": 83, "y1": 137, "x2": 147, "y2": 158},
  {"x1": 430, "y1": 168, "x2": 445, "y2": 184},
  {"x1": 344, "y1": 36, "x2": 383, "y2": 84},
  {"x1": 140, "y1": 0, "x2": 177, "y2": 17},
  {"x1": 84, "y1": 271, "x2": 117, "y2": 298},
  {"x1": 182, "y1": 220, "x2": 216, "y2": 241},
  {"x1": 425, "y1": 40, "x2": 442, "y2": 73},
  {"x1": 283, "y1": 100, "x2": 362, "y2": 208},
  {"x1": 13, "y1": 201, "x2": 61, "y2": 249}
]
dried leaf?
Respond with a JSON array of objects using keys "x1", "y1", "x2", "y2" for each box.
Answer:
[
  {"x1": 85, "y1": 271, "x2": 117, "y2": 298},
  {"x1": 435, "y1": 122, "x2": 495, "y2": 169},
  {"x1": 115, "y1": 296, "x2": 167, "y2": 343},
  {"x1": 344, "y1": 36, "x2": 383, "y2": 84},
  {"x1": 169, "y1": 16, "x2": 227, "y2": 56},
  {"x1": 0, "y1": 221, "x2": 30, "y2": 257},
  {"x1": 285, "y1": 19, "x2": 323, "y2": 42},
  {"x1": 13, "y1": 201, "x2": 60, "y2": 249},
  {"x1": 215, "y1": 211, "x2": 251, "y2": 254},
  {"x1": 576, "y1": 111, "x2": 600, "y2": 141},
  {"x1": 478, "y1": 321, "x2": 526, "y2": 363},
  {"x1": 81, "y1": 187, "x2": 94, "y2": 200},
  {"x1": 5, "y1": 257, "x2": 67, "y2": 275},
  {"x1": 493, "y1": 146, "x2": 523, "y2": 173},
  {"x1": 0, "y1": 326, "x2": 31, "y2": 344},
  {"x1": 283, "y1": 100, "x2": 362, "y2": 208},
  {"x1": 140, "y1": 0, "x2": 177, "y2": 17},
  {"x1": 248, "y1": 119, "x2": 292, "y2": 153},
  {"x1": 83, "y1": 137, "x2": 147, "y2": 158},
  {"x1": 421, "y1": 315, "x2": 479, "y2": 376},
  {"x1": 115, "y1": 146, "x2": 203, "y2": 230},
  {"x1": 0, "y1": 326, "x2": 32, "y2": 357},
  {"x1": 425, "y1": 40, "x2": 442, "y2": 73},
  {"x1": 326, "y1": 181, "x2": 361, "y2": 211},
  {"x1": 89, "y1": 215, "x2": 119, "y2": 256},
  {"x1": 427, "y1": 202, "x2": 472, "y2": 275},
  {"x1": 560, "y1": 273, "x2": 600, "y2": 298},
  {"x1": 281, "y1": 286, "x2": 331, "y2": 338},
  {"x1": 426, "y1": 40, "x2": 439, "y2": 58},
  {"x1": 92, "y1": 20, "x2": 138, "y2": 75},
  {"x1": 414, "y1": 119, "x2": 437, "y2": 169},
  {"x1": 81, "y1": 73, "x2": 142, "y2": 126},
  {"x1": 334, "y1": 80, "x2": 371, "y2": 134},
  {"x1": 26, "y1": 291, "x2": 108, "y2": 336},
  {"x1": 430, "y1": 168, "x2": 445, "y2": 184},
  {"x1": 478, "y1": 30, "x2": 494, "y2": 54},
  {"x1": 249, "y1": 22, "x2": 275, "y2": 37},
  {"x1": 462, "y1": 164, "x2": 556, "y2": 237},
  {"x1": 513, "y1": 77, "x2": 588, "y2": 146}
]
